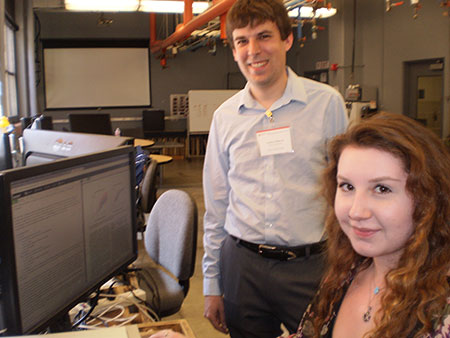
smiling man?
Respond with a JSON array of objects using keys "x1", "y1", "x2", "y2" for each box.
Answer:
[{"x1": 202, "y1": 1, "x2": 348, "y2": 337}]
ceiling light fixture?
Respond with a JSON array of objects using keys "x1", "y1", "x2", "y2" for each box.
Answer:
[
  {"x1": 140, "y1": 1, "x2": 210, "y2": 13},
  {"x1": 65, "y1": 0, "x2": 210, "y2": 14},
  {"x1": 288, "y1": 6, "x2": 337, "y2": 19},
  {"x1": 65, "y1": 0, "x2": 140, "y2": 12}
]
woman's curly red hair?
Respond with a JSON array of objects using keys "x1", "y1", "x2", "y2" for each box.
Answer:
[{"x1": 314, "y1": 112, "x2": 450, "y2": 337}]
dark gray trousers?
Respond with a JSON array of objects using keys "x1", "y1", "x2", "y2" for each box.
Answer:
[{"x1": 220, "y1": 235, "x2": 324, "y2": 338}]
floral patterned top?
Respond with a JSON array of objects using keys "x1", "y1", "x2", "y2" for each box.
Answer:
[{"x1": 284, "y1": 275, "x2": 450, "y2": 338}]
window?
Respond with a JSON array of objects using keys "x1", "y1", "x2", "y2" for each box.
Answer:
[{"x1": 3, "y1": 19, "x2": 18, "y2": 117}]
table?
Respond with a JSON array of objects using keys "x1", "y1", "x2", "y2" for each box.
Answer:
[
  {"x1": 149, "y1": 154, "x2": 173, "y2": 184},
  {"x1": 134, "y1": 138, "x2": 155, "y2": 148},
  {"x1": 149, "y1": 154, "x2": 173, "y2": 165},
  {"x1": 138, "y1": 320, "x2": 196, "y2": 338}
]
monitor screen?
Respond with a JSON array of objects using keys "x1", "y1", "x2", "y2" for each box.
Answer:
[
  {"x1": 69, "y1": 114, "x2": 113, "y2": 135},
  {"x1": 0, "y1": 146, "x2": 137, "y2": 335}
]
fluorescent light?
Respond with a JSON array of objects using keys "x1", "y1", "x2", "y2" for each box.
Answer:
[
  {"x1": 139, "y1": 1, "x2": 210, "y2": 14},
  {"x1": 288, "y1": 6, "x2": 337, "y2": 19},
  {"x1": 65, "y1": 0, "x2": 210, "y2": 13},
  {"x1": 315, "y1": 7, "x2": 337, "y2": 18},
  {"x1": 65, "y1": 0, "x2": 140, "y2": 11}
]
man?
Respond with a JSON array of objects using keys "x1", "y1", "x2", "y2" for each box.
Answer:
[{"x1": 202, "y1": 1, "x2": 348, "y2": 337}]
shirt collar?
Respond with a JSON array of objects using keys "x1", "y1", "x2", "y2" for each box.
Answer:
[{"x1": 237, "y1": 67, "x2": 308, "y2": 113}]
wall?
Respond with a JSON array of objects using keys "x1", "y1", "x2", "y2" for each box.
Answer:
[
  {"x1": 329, "y1": 0, "x2": 450, "y2": 137},
  {"x1": 29, "y1": 2, "x2": 450, "y2": 138},
  {"x1": 34, "y1": 10, "x2": 324, "y2": 134},
  {"x1": 383, "y1": 1, "x2": 449, "y2": 138},
  {"x1": 35, "y1": 11, "x2": 241, "y2": 133}
]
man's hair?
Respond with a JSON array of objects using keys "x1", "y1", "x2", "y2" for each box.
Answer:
[
  {"x1": 226, "y1": 0, "x2": 292, "y2": 47},
  {"x1": 314, "y1": 112, "x2": 450, "y2": 338}
]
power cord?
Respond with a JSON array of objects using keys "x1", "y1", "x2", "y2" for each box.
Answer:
[{"x1": 71, "y1": 289, "x2": 100, "y2": 330}]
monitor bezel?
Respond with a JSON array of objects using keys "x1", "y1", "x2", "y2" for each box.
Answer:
[{"x1": 0, "y1": 146, "x2": 138, "y2": 335}]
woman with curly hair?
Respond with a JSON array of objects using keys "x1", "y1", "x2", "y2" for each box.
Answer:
[
  {"x1": 151, "y1": 112, "x2": 449, "y2": 338},
  {"x1": 294, "y1": 112, "x2": 450, "y2": 338}
]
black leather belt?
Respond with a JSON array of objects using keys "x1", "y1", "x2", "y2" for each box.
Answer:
[{"x1": 230, "y1": 235, "x2": 325, "y2": 261}]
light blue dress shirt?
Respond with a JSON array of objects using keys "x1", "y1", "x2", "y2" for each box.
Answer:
[{"x1": 202, "y1": 68, "x2": 348, "y2": 295}]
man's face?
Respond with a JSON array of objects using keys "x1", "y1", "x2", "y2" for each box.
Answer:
[{"x1": 232, "y1": 20, "x2": 293, "y2": 92}]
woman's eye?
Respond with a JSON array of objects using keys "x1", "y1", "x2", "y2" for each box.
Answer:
[
  {"x1": 374, "y1": 184, "x2": 392, "y2": 194},
  {"x1": 338, "y1": 182, "x2": 353, "y2": 192}
]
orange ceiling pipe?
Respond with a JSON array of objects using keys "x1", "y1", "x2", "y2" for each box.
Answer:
[
  {"x1": 220, "y1": 12, "x2": 227, "y2": 40},
  {"x1": 149, "y1": 13, "x2": 157, "y2": 46},
  {"x1": 150, "y1": 0, "x2": 237, "y2": 54},
  {"x1": 184, "y1": 0, "x2": 193, "y2": 23}
]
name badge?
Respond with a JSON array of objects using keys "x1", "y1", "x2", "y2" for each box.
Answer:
[{"x1": 256, "y1": 126, "x2": 293, "y2": 157}]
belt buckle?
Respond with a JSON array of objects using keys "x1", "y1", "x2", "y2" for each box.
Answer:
[
  {"x1": 285, "y1": 250, "x2": 297, "y2": 260},
  {"x1": 258, "y1": 244, "x2": 297, "y2": 261},
  {"x1": 258, "y1": 244, "x2": 277, "y2": 255}
]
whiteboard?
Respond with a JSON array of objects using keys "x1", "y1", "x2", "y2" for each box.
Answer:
[
  {"x1": 188, "y1": 90, "x2": 239, "y2": 133},
  {"x1": 44, "y1": 48, "x2": 151, "y2": 109}
]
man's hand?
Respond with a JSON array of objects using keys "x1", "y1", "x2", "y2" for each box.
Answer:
[{"x1": 204, "y1": 295, "x2": 229, "y2": 334}]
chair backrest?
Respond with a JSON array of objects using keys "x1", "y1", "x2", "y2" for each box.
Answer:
[
  {"x1": 139, "y1": 158, "x2": 158, "y2": 213},
  {"x1": 144, "y1": 189, "x2": 198, "y2": 282}
]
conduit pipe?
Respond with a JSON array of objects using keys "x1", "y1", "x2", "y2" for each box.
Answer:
[
  {"x1": 149, "y1": 13, "x2": 157, "y2": 46},
  {"x1": 150, "y1": 0, "x2": 236, "y2": 54},
  {"x1": 184, "y1": 0, "x2": 193, "y2": 24}
]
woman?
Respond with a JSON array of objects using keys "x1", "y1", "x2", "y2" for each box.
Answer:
[
  {"x1": 295, "y1": 112, "x2": 450, "y2": 337},
  {"x1": 151, "y1": 112, "x2": 450, "y2": 337}
]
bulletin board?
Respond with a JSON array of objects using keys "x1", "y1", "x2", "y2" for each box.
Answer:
[{"x1": 188, "y1": 90, "x2": 239, "y2": 133}]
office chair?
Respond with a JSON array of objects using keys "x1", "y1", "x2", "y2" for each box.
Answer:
[
  {"x1": 136, "y1": 158, "x2": 158, "y2": 233},
  {"x1": 137, "y1": 189, "x2": 198, "y2": 317}
]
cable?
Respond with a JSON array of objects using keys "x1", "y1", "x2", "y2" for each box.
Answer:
[
  {"x1": 97, "y1": 292, "x2": 159, "y2": 322},
  {"x1": 351, "y1": 0, "x2": 357, "y2": 81},
  {"x1": 71, "y1": 290, "x2": 100, "y2": 329},
  {"x1": 120, "y1": 271, "x2": 161, "y2": 321}
]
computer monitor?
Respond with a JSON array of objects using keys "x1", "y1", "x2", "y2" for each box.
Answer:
[
  {"x1": 0, "y1": 146, "x2": 137, "y2": 335},
  {"x1": 22, "y1": 129, "x2": 134, "y2": 166},
  {"x1": 69, "y1": 113, "x2": 113, "y2": 135},
  {"x1": 142, "y1": 110, "x2": 165, "y2": 133}
]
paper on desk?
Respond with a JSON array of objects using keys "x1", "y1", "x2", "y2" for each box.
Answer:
[{"x1": 7, "y1": 325, "x2": 141, "y2": 338}]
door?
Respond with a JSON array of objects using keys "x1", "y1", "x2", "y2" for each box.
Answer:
[{"x1": 404, "y1": 58, "x2": 444, "y2": 137}]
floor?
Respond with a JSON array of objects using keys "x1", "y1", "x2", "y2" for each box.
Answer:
[{"x1": 135, "y1": 157, "x2": 230, "y2": 338}]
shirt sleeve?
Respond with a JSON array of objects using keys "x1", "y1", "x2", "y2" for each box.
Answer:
[
  {"x1": 202, "y1": 114, "x2": 230, "y2": 296},
  {"x1": 324, "y1": 90, "x2": 349, "y2": 139}
]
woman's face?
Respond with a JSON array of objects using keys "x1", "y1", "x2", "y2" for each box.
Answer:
[{"x1": 334, "y1": 146, "x2": 415, "y2": 265}]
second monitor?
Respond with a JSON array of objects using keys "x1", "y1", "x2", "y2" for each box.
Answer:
[{"x1": 69, "y1": 113, "x2": 113, "y2": 135}]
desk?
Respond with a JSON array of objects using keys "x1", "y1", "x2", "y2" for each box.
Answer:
[
  {"x1": 149, "y1": 154, "x2": 173, "y2": 185},
  {"x1": 138, "y1": 320, "x2": 195, "y2": 338},
  {"x1": 134, "y1": 139, "x2": 155, "y2": 148},
  {"x1": 149, "y1": 154, "x2": 172, "y2": 164}
]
